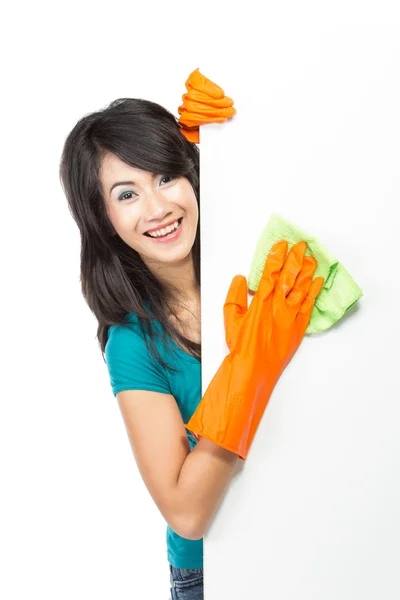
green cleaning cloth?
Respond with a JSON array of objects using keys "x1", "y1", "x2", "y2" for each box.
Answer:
[{"x1": 248, "y1": 213, "x2": 363, "y2": 334}]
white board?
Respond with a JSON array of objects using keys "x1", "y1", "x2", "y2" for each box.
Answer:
[{"x1": 199, "y1": 28, "x2": 400, "y2": 599}]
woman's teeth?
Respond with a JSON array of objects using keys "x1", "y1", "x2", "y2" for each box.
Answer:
[{"x1": 146, "y1": 219, "x2": 180, "y2": 238}]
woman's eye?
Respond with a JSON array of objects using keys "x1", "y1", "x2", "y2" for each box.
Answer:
[
  {"x1": 118, "y1": 191, "x2": 136, "y2": 201},
  {"x1": 160, "y1": 175, "x2": 174, "y2": 185}
]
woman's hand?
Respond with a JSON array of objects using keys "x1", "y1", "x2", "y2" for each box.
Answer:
[
  {"x1": 225, "y1": 240, "x2": 323, "y2": 373},
  {"x1": 185, "y1": 240, "x2": 324, "y2": 459},
  {"x1": 178, "y1": 68, "x2": 236, "y2": 143}
]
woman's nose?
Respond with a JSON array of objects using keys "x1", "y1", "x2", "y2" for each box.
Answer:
[{"x1": 143, "y1": 192, "x2": 172, "y2": 221}]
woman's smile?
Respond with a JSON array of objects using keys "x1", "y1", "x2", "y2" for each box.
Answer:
[{"x1": 144, "y1": 217, "x2": 184, "y2": 243}]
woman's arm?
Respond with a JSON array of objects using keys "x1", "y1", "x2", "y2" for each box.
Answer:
[
  {"x1": 117, "y1": 389, "x2": 238, "y2": 541},
  {"x1": 175, "y1": 436, "x2": 238, "y2": 539}
]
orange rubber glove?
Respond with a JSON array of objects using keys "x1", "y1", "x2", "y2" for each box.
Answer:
[
  {"x1": 185, "y1": 240, "x2": 325, "y2": 460},
  {"x1": 178, "y1": 68, "x2": 236, "y2": 143}
]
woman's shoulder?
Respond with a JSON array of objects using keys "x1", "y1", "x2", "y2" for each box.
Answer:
[
  {"x1": 106, "y1": 312, "x2": 163, "y2": 353},
  {"x1": 105, "y1": 312, "x2": 167, "y2": 375},
  {"x1": 107, "y1": 312, "x2": 139, "y2": 332},
  {"x1": 105, "y1": 310, "x2": 184, "y2": 371},
  {"x1": 104, "y1": 313, "x2": 171, "y2": 396},
  {"x1": 106, "y1": 313, "x2": 144, "y2": 353}
]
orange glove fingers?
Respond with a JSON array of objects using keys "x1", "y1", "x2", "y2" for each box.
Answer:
[
  {"x1": 221, "y1": 241, "x2": 287, "y2": 347},
  {"x1": 185, "y1": 68, "x2": 225, "y2": 99},
  {"x1": 294, "y1": 276, "x2": 325, "y2": 337},
  {"x1": 275, "y1": 241, "x2": 308, "y2": 298},
  {"x1": 299, "y1": 276, "x2": 325, "y2": 316},
  {"x1": 177, "y1": 68, "x2": 236, "y2": 142},
  {"x1": 286, "y1": 256, "x2": 318, "y2": 310},
  {"x1": 177, "y1": 108, "x2": 235, "y2": 128},
  {"x1": 178, "y1": 94, "x2": 236, "y2": 114},
  {"x1": 257, "y1": 240, "x2": 288, "y2": 300},
  {"x1": 179, "y1": 93, "x2": 235, "y2": 110},
  {"x1": 223, "y1": 275, "x2": 249, "y2": 351}
]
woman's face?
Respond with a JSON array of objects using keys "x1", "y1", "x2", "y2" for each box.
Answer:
[{"x1": 100, "y1": 152, "x2": 199, "y2": 267}]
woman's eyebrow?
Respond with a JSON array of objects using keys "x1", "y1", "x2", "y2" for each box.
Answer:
[
  {"x1": 109, "y1": 180, "x2": 135, "y2": 194},
  {"x1": 109, "y1": 173, "x2": 160, "y2": 194}
]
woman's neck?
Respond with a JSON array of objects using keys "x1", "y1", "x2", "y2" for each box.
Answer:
[{"x1": 144, "y1": 253, "x2": 200, "y2": 305}]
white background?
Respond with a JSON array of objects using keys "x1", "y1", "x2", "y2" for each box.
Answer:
[{"x1": 1, "y1": 2, "x2": 399, "y2": 599}]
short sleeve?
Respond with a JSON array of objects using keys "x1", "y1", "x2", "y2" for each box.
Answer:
[{"x1": 105, "y1": 324, "x2": 171, "y2": 397}]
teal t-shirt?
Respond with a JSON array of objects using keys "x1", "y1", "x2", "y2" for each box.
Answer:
[{"x1": 104, "y1": 312, "x2": 203, "y2": 568}]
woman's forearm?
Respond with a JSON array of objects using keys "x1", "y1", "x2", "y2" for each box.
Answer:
[{"x1": 173, "y1": 437, "x2": 239, "y2": 540}]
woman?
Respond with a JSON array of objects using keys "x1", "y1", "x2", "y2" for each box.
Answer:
[
  {"x1": 59, "y1": 82, "x2": 323, "y2": 599},
  {"x1": 60, "y1": 95, "x2": 209, "y2": 599}
]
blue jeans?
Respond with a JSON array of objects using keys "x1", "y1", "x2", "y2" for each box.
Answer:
[{"x1": 169, "y1": 564, "x2": 204, "y2": 600}]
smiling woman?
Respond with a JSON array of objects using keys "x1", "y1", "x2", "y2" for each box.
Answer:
[
  {"x1": 59, "y1": 98, "x2": 202, "y2": 361},
  {"x1": 58, "y1": 96, "x2": 230, "y2": 600}
]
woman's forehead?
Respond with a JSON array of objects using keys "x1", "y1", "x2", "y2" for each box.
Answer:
[{"x1": 100, "y1": 154, "x2": 152, "y2": 186}]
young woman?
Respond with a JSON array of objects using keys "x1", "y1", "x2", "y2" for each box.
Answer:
[{"x1": 59, "y1": 89, "x2": 323, "y2": 600}]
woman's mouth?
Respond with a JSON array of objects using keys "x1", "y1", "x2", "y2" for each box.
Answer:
[{"x1": 144, "y1": 218, "x2": 183, "y2": 243}]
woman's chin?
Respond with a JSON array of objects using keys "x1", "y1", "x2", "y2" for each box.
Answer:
[{"x1": 140, "y1": 241, "x2": 193, "y2": 266}]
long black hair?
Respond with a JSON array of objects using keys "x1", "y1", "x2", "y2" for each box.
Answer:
[{"x1": 59, "y1": 98, "x2": 201, "y2": 366}]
